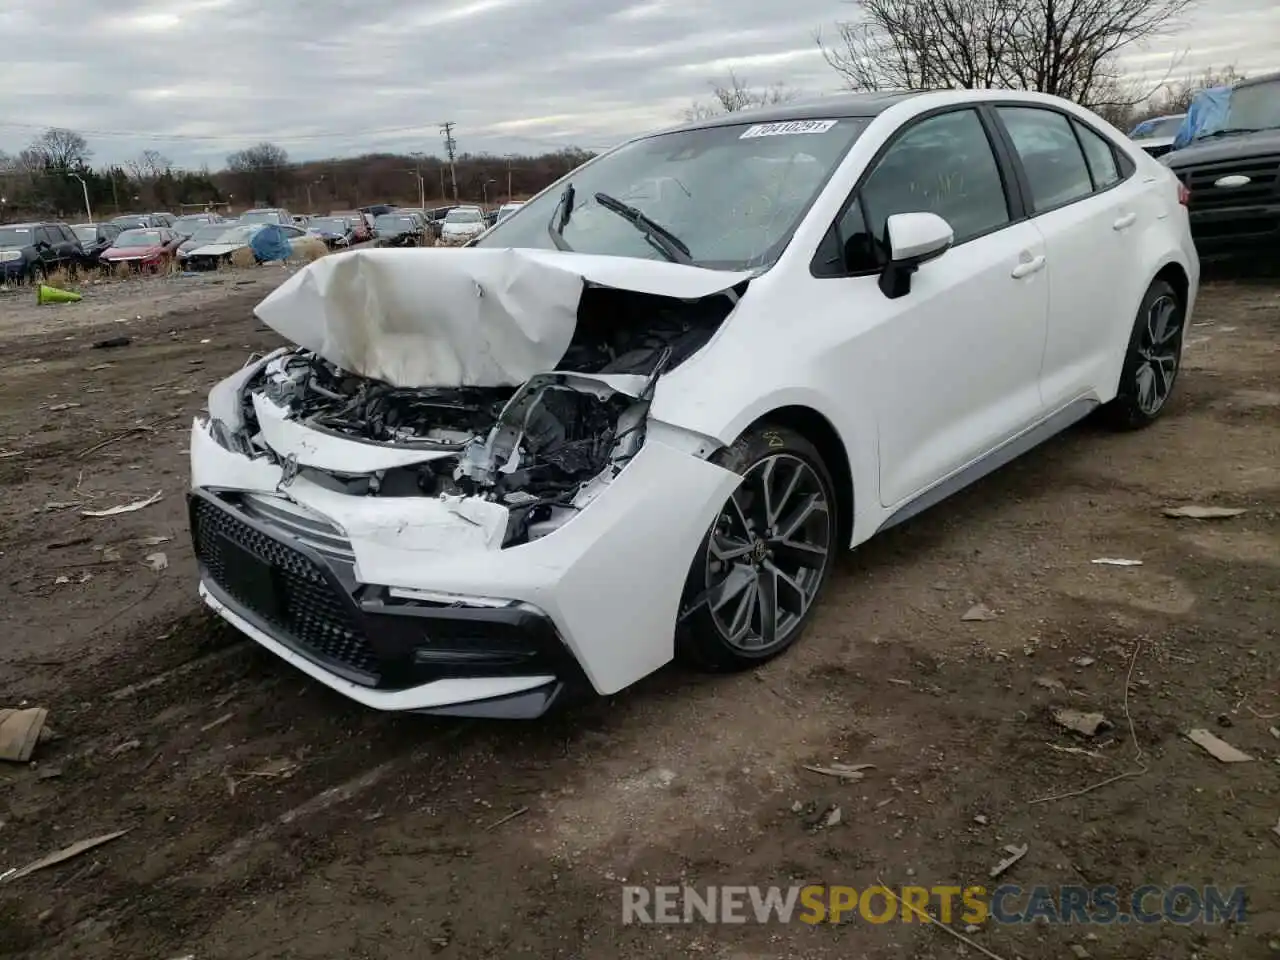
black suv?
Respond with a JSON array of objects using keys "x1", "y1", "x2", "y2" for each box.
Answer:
[
  {"x1": 0, "y1": 222, "x2": 84, "y2": 282},
  {"x1": 1162, "y1": 71, "x2": 1280, "y2": 260}
]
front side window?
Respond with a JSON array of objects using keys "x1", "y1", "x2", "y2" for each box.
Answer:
[
  {"x1": 998, "y1": 107, "x2": 1094, "y2": 212},
  {"x1": 475, "y1": 118, "x2": 871, "y2": 270},
  {"x1": 864, "y1": 109, "x2": 1009, "y2": 252}
]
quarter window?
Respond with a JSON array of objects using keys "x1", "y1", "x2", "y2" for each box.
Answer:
[
  {"x1": 997, "y1": 107, "x2": 1094, "y2": 211},
  {"x1": 1072, "y1": 120, "x2": 1121, "y2": 189}
]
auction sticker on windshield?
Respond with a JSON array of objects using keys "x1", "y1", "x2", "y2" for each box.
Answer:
[{"x1": 740, "y1": 120, "x2": 839, "y2": 138}]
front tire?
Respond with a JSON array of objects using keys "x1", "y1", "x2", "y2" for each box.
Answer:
[
  {"x1": 677, "y1": 424, "x2": 838, "y2": 671},
  {"x1": 1101, "y1": 279, "x2": 1184, "y2": 430}
]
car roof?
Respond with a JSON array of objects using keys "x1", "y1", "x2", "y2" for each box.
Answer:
[
  {"x1": 1235, "y1": 69, "x2": 1280, "y2": 90},
  {"x1": 658, "y1": 90, "x2": 929, "y2": 136}
]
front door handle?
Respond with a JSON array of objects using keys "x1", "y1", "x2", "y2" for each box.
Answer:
[
  {"x1": 1011, "y1": 255, "x2": 1046, "y2": 279},
  {"x1": 1113, "y1": 212, "x2": 1137, "y2": 231}
]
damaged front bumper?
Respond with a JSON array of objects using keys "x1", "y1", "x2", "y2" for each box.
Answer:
[{"x1": 189, "y1": 415, "x2": 739, "y2": 717}]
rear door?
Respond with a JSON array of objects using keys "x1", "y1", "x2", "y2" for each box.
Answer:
[{"x1": 990, "y1": 105, "x2": 1149, "y2": 408}]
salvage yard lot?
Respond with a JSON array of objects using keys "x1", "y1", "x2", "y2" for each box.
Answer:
[{"x1": 1, "y1": 274, "x2": 1277, "y2": 959}]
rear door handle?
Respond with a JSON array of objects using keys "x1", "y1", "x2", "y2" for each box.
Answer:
[
  {"x1": 1113, "y1": 212, "x2": 1137, "y2": 230},
  {"x1": 1011, "y1": 255, "x2": 1046, "y2": 279}
]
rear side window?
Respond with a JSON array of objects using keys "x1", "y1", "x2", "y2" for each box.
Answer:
[
  {"x1": 1072, "y1": 121, "x2": 1121, "y2": 189},
  {"x1": 997, "y1": 107, "x2": 1094, "y2": 212}
]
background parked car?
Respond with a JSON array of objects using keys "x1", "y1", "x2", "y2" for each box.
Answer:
[
  {"x1": 439, "y1": 205, "x2": 488, "y2": 243},
  {"x1": 177, "y1": 222, "x2": 239, "y2": 264},
  {"x1": 0, "y1": 222, "x2": 84, "y2": 281},
  {"x1": 1128, "y1": 114, "x2": 1186, "y2": 158},
  {"x1": 148, "y1": 212, "x2": 177, "y2": 228},
  {"x1": 497, "y1": 201, "x2": 524, "y2": 222},
  {"x1": 172, "y1": 213, "x2": 224, "y2": 239},
  {"x1": 329, "y1": 211, "x2": 373, "y2": 242},
  {"x1": 373, "y1": 212, "x2": 428, "y2": 246},
  {"x1": 1160, "y1": 69, "x2": 1280, "y2": 260},
  {"x1": 182, "y1": 222, "x2": 313, "y2": 269},
  {"x1": 239, "y1": 208, "x2": 295, "y2": 226},
  {"x1": 307, "y1": 216, "x2": 359, "y2": 248},
  {"x1": 71, "y1": 222, "x2": 124, "y2": 267},
  {"x1": 110, "y1": 213, "x2": 162, "y2": 230},
  {"x1": 100, "y1": 227, "x2": 183, "y2": 272}
]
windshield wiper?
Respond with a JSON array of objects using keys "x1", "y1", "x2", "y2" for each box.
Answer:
[
  {"x1": 592, "y1": 192, "x2": 692, "y2": 265},
  {"x1": 546, "y1": 183, "x2": 575, "y2": 252}
]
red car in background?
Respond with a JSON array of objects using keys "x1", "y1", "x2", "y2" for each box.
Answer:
[{"x1": 99, "y1": 227, "x2": 183, "y2": 272}]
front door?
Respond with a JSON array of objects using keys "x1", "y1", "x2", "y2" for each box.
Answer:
[{"x1": 808, "y1": 107, "x2": 1050, "y2": 508}]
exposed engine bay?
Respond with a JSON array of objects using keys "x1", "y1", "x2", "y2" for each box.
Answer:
[{"x1": 219, "y1": 286, "x2": 738, "y2": 546}]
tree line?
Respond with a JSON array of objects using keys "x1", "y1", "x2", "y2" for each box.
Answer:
[{"x1": 0, "y1": 132, "x2": 597, "y2": 221}]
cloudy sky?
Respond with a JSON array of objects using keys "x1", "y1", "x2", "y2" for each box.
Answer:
[{"x1": 0, "y1": 0, "x2": 1275, "y2": 169}]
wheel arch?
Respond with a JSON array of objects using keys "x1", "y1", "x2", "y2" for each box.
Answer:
[
  {"x1": 742, "y1": 405, "x2": 855, "y2": 549},
  {"x1": 1152, "y1": 259, "x2": 1190, "y2": 307}
]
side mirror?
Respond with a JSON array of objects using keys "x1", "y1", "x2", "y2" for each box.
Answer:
[{"x1": 878, "y1": 212, "x2": 954, "y2": 299}]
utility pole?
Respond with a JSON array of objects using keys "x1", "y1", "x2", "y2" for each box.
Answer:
[
  {"x1": 505, "y1": 155, "x2": 514, "y2": 202},
  {"x1": 439, "y1": 122, "x2": 458, "y2": 203},
  {"x1": 409, "y1": 152, "x2": 426, "y2": 210},
  {"x1": 70, "y1": 173, "x2": 92, "y2": 223}
]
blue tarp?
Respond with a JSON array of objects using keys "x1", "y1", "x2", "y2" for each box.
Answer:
[
  {"x1": 249, "y1": 223, "x2": 293, "y2": 263},
  {"x1": 1173, "y1": 86, "x2": 1232, "y2": 149}
]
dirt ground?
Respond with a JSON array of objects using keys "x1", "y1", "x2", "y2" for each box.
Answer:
[{"x1": 0, "y1": 268, "x2": 1277, "y2": 960}]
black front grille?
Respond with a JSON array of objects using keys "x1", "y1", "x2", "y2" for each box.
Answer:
[
  {"x1": 192, "y1": 496, "x2": 380, "y2": 683},
  {"x1": 1185, "y1": 154, "x2": 1280, "y2": 210}
]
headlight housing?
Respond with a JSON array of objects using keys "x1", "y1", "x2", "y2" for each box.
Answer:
[{"x1": 0, "y1": 251, "x2": 23, "y2": 263}]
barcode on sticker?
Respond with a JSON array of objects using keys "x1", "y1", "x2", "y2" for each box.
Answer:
[{"x1": 739, "y1": 120, "x2": 838, "y2": 139}]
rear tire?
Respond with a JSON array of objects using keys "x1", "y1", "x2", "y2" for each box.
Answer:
[
  {"x1": 676, "y1": 424, "x2": 838, "y2": 671},
  {"x1": 1100, "y1": 279, "x2": 1185, "y2": 430}
]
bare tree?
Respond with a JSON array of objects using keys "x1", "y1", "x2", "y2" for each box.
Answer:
[
  {"x1": 125, "y1": 148, "x2": 173, "y2": 183},
  {"x1": 685, "y1": 70, "x2": 799, "y2": 121},
  {"x1": 226, "y1": 142, "x2": 291, "y2": 206},
  {"x1": 817, "y1": 0, "x2": 1197, "y2": 110},
  {"x1": 26, "y1": 127, "x2": 92, "y2": 170},
  {"x1": 1154, "y1": 63, "x2": 1246, "y2": 112}
]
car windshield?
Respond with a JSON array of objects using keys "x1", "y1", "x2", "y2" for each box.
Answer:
[
  {"x1": 1131, "y1": 116, "x2": 1184, "y2": 139},
  {"x1": 72, "y1": 225, "x2": 99, "y2": 241},
  {"x1": 174, "y1": 216, "x2": 212, "y2": 230},
  {"x1": 115, "y1": 229, "x2": 163, "y2": 248},
  {"x1": 375, "y1": 215, "x2": 417, "y2": 231},
  {"x1": 1220, "y1": 79, "x2": 1280, "y2": 133},
  {"x1": 0, "y1": 226, "x2": 34, "y2": 246},
  {"x1": 240, "y1": 211, "x2": 279, "y2": 224},
  {"x1": 445, "y1": 209, "x2": 482, "y2": 224},
  {"x1": 310, "y1": 218, "x2": 348, "y2": 231},
  {"x1": 475, "y1": 117, "x2": 871, "y2": 269},
  {"x1": 113, "y1": 218, "x2": 148, "y2": 228}
]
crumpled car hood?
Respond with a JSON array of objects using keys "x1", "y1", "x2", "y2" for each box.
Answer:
[{"x1": 252, "y1": 246, "x2": 752, "y2": 388}]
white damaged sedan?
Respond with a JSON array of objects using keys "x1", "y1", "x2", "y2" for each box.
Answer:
[{"x1": 191, "y1": 89, "x2": 1198, "y2": 718}]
